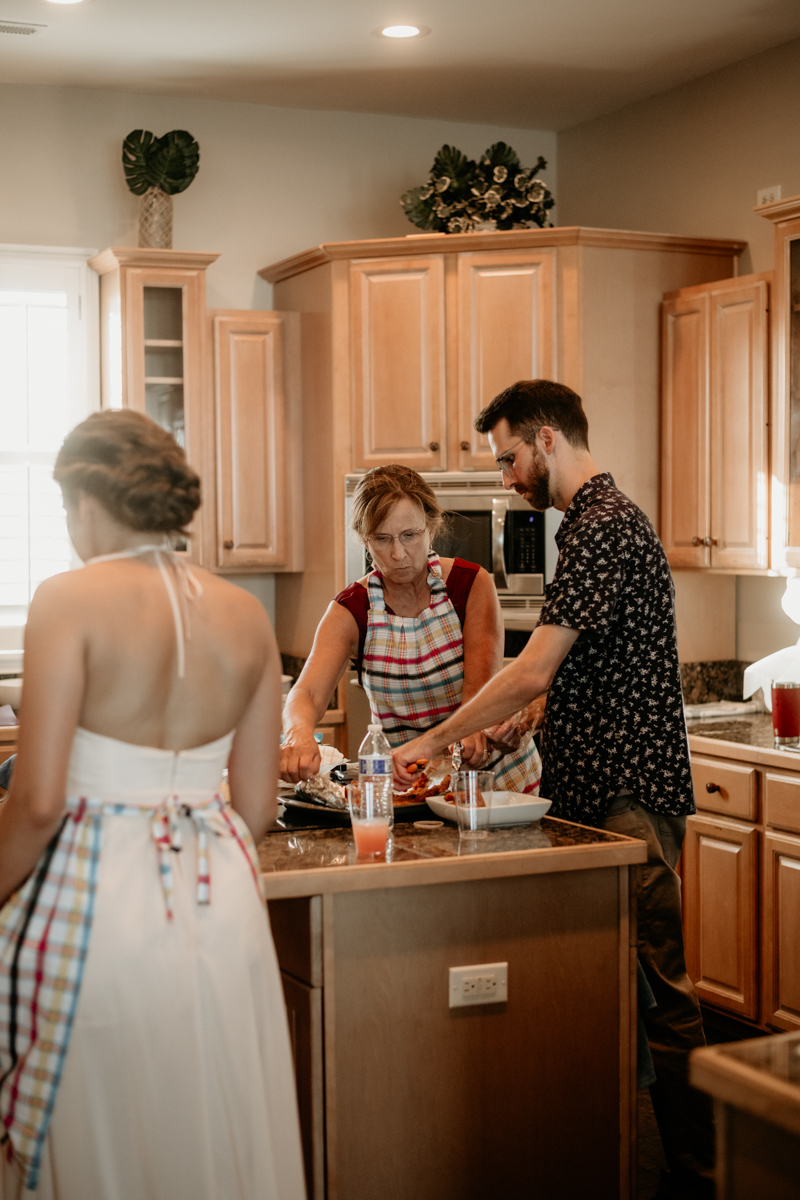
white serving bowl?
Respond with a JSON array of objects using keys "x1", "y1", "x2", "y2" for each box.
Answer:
[{"x1": 426, "y1": 791, "x2": 551, "y2": 827}]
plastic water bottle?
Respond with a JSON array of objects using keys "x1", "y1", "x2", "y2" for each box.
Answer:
[{"x1": 358, "y1": 723, "x2": 393, "y2": 800}]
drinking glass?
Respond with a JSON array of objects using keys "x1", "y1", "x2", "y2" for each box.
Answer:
[
  {"x1": 453, "y1": 770, "x2": 494, "y2": 838},
  {"x1": 346, "y1": 781, "x2": 393, "y2": 857},
  {"x1": 772, "y1": 682, "x2": 800, "y2": 748}
]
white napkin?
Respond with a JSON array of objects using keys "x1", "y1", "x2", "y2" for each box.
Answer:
[
  {"x1": 743, "y1": 637, "x2": 800, "y2": 712},
  {"x1": 316, "y1": 744, "x2": 346, "y2": 773},
  {"x1": 0, "y1": 705, "x2": 17, "y2": 727}
]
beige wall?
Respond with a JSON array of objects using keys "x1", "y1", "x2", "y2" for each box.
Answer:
[
  {"x1": 0, "y1": 82, "x2": 556, "y2": 311},
  {"x1": 558, "y1": 36, "x2": 800, "y2": 276}
]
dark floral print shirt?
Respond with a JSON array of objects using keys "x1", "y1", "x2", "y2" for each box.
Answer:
[{"x1": 537, "y1": 473, "x2": 694, "y2": 827}]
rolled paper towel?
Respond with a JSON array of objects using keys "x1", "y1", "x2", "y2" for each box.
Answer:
[{"x1": 743, "y1": 637, "x2": 800, "y2": 712}]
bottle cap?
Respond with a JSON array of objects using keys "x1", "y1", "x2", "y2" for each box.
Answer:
[{"x1": 368, "y1": 723, "x2": 383, "y2": 732}]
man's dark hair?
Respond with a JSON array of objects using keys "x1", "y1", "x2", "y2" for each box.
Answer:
[{"x1": 474, "y1": 379, "x2": 590, "y2": 450}]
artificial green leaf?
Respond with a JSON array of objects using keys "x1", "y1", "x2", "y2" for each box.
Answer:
[
  {"x1": 481, "y1": 142, "x2": 521, "y2": 172},
  {"x1": 147, "y1": 130, "x2": 200, "y2": 196},
  {"x1": 122, "y1": 129, "x2": 158, "y2": 196},
  {"x1": 400, "y1": 186, "x2": 439, "y2": 229}
]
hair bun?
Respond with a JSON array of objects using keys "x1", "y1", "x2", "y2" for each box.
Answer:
[{"x1": 54, "y1": 410, "x2": 201, "y2": 534}]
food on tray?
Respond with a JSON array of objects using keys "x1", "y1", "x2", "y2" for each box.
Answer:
[
  {"x1": 393, "y1": 770, "x2": 451, "y2": 805},
  {"x1": 406, "y1": 758, "x2": 429, "y2": 775}
]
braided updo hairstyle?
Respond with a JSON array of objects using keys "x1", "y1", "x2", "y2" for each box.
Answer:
[{"x1": 53, "y1": 410, "x2": 201, "y2": 534}]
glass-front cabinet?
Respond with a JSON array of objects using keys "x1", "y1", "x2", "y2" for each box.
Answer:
[
  {"x1": 760, "y1": 197, "x2": 800, "y2": 570},
  {"x1": 88, "y1": 248, "x2": 219, "y2": 565}
]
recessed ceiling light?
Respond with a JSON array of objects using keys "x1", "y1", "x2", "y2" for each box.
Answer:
[
  {"x1": 379, "y1": 24, "x2": 430, "y2": 38},
  {"x1": 44, "y1": 0, "x2": 87, "y2": 5}
]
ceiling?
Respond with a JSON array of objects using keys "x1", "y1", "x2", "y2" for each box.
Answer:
[{"x1": 1, "y1": 0, "x2": 799, "y2": 130}]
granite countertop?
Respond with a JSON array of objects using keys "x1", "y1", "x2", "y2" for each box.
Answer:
[
  {"x1": 686, "y1": 712, "x2": 800, "y2": 769},
  {"x1": 257, "y1": 815, "x2": 646, "y2": 899},
  {"x1": 691, "y1": 1031, "x2": 800, "y2": 1135}
]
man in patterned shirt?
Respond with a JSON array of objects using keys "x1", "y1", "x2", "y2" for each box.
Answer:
[{"x1": 394, "y1": 379, "x2": 713, "y2": 1200}]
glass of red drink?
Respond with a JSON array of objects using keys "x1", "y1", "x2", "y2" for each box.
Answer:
[{"x1": 772, "y1": 682, "x2": 800, "y2": 748}]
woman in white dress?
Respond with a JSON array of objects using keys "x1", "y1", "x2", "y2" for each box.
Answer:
[{"x1": 0, "y1": 410, "x2": 306, "y2": 1200}]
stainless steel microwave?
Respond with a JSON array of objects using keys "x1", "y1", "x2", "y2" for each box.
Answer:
[{"x1": 344, "y1": 473, "x2": 562, "y2": 638}]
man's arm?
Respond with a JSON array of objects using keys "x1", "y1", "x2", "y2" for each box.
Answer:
[{"x1": 393, "y1": 623, "x2": 578, "y2": 785}]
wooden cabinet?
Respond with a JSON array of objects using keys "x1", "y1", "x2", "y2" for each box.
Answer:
[
  {"x1": 456, "y1": 248, "x2": 555, "y2": 470},
  {"x1": 90, "y1": 249, "x2": 302, "y2": 574},
  {"x1": 210, "y1": 310, "x2": 302, "y2": 571},
  {"x1": 683, "y1": 812, "x2": 759, "y2": 1020},
  {"x1": 661, "y1": 273, "x2": 770, "y2": 570},
  {"x1": 685, "y1": 746, "x2": 800, "y2": 1031},
  {"x1": 758, "y1": 195, "x2": 800, "y2": 571},
  {"x1": 89, "y1": 247, "x2": 219, "y2": 566},
  {"x1": 263, "y1": 227, "x2": 744, "y2": 661}
]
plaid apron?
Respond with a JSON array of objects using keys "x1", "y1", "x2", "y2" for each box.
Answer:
[
  {"x1": 0, "y1": 791, "x2": 261, "y2": 1190},
  {"x1": 363, "y1": 554, "x2": 541, "y2": 793}
]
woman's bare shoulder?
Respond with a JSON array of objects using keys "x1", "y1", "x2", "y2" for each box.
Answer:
[{"x1": 439, "y1": 556, "x2": 455, "y2": 582}]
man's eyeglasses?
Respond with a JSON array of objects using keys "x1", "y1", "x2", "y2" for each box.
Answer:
[
  {"x1": 369, "y1": 529, "x2": 426, "y2": 550},
  {"x1": 495, "y1": 439, "x2": 527, "y2": 476}
]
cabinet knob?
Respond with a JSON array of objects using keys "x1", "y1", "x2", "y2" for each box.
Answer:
[
  {"x1": 429, "y1": 442, "x2": 440, "y2": 452},
  {"x1": 223, "y1": 540, "x2": 234, "y2": 550},
  {"x1": 460, "y1": 441, "x2": 470, "y2": 452},
  {"x1": 705, "y1": 782, "x2": 721, "y2": 794},
  {"x1": 702, "y1": 536, "x2": 718, "y2": 547},
  {"x1": 691, "y1": 537, "x2": 701, "y2": 547}
]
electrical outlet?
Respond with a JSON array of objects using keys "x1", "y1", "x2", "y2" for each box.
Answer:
[
  {"x1": 449, "y1": 962, "x2": 508, "y2": 1008},
  {"x1": 757, "y1": 185, "x2": 781, "y2": 207}
]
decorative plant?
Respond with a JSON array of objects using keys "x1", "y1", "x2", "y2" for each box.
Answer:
[
  {"x1": 121, "y1": 129, "x2": 200, "y2": 250},
  {"x1": 401, "y1": 142, "x2": 554, "y2": 234},
  {"x1": 122, "y1": 129, "x2": 200, "y2": 196}
]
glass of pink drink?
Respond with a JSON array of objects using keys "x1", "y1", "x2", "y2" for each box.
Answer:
[{"x1": 346, "y1": 782, "x2": 393, "y2": 858}]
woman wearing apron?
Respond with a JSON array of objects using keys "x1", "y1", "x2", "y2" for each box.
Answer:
[{"x1": 280, "y1": 465, "x2": 541, "y2": 792}]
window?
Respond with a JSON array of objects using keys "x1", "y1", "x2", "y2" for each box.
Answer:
[{"x1": 0, "y1": 246, "x2": 98, "y2": 628}]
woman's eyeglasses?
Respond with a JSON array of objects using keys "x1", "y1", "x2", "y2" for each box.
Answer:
[{"x1": 369, "y1": 529, "x2": 426, "y2": 550}]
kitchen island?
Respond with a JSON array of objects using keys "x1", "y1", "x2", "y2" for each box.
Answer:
[{"x1": 258, "y1": 816, "x2": 646, "y2": 1200}]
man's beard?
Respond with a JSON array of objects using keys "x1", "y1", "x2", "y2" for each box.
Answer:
[{"x1": 519, "y1": 444, "x2": 552, "y2": 510}]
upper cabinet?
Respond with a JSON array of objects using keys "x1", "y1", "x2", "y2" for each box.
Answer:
[
  {"x1": 759, "y1": 196, "x2": 800, "y2": 572},
  {"x1": 661, "y1": 274, "x2": 770, "y2": 571},
  {"x1": 261, "y1": 227, "x2": 745, "y2": 657},
  {"x1": 90, "y1": 249, "x2": 302, "y2": 573},
  {"x1": 89, "y1": 248, "x2": 219, "y2": 566}
]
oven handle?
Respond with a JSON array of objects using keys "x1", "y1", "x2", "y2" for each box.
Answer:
[{"x1": 492, "y1": 498, "x2": 510, "y2": 591}]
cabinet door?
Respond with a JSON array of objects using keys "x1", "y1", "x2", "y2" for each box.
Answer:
[
  {"x1": 350, "y1": 256, "x2": 446, "y2": 471},
  {"x1": 683, "y1": 813, "x2": 759, "y2": 1019},
  {"x1": 213, "y1": 311, "x2": 297, "y2": 570},
  {"x1": 456, "y1": 250, "x2": 555, "y2": 470},
  {"x1": 709, "y1": 280, "x2": 769, "y2": 569},
  {"x1": 763, "y1": 831, "x2": 800, "y2": 1031},
  {"x1": 661, "y1": 294, "x2": 710, "y2": 567},
  {"x1": 280, "y1": 972, "x2": 325, "y2": 1200},
  {"x1": 769, "y1": 215, "x2": 800, "y2": 570}
]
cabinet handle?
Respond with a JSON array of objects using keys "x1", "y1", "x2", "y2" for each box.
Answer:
[
  {"x1": 705, "y1": 782, "x2": 721, "y2": 794},
  {"x1": 223, "y1": 540, "x2": 234, "y2": 550},
  {"x1": 460, "y1": 441, "x2": 470, "y2": 451},
  {"x1": 429, "y1": 442, "x2": 440, "y2": 452},
  {"x1": 702, "y1": 536, "x2": 718, "y2": 547},
  {"x1": 691, "y1": 537, "x2": 701, "y2": 547}
]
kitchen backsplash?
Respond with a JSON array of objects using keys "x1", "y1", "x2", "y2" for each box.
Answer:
[{"x1": 680, "y1": 660, "x2": 751, "y2": 705}]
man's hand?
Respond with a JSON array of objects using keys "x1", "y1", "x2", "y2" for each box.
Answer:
[
  {"x1": 459, "y1": 732, "x2": 489, "y2": 767},
  {"x1": 280, "y1": 733, "x2": 322, "y2": 783},
  {"x1": 485, "y1": 695, "x2": 547, "y2": 753}
]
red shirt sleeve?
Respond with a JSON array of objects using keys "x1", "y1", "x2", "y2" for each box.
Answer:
[
  {"x1": 445, "y1": 558, "x2": 480, "y2": 628},
  {"x1": 334, "y1": 581, "x2": 369, "y2": 679}
]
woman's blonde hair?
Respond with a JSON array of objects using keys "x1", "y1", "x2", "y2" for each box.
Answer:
[
  {"x1": 54, "y1": 410, "x2": 201, "y2": 535},
  {"x1": 350, "y1": 465, "x2": 445, "y2": 542}
]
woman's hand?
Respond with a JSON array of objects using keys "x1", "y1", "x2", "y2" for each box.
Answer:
[
  {"x1": 280, "y1": 732, "x2": 322, "y2": 784},
  {"x1": 392, "y1": 734, "x2": 438, "y2": 788},
  {"x1": 458, "y1": 732, "x2": 489, "y2": 767}
]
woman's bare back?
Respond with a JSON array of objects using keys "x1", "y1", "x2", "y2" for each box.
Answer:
[{"x1": 51, "y1": 556, "x2": 270, "y2": 751}]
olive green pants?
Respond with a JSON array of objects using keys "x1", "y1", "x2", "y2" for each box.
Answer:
[{"x1": 604, "y1": 794, "x2": 715, "y2": 1196}]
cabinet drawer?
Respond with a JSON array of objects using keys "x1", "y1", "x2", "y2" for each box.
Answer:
[
  {"x1": 765, "y1": 772, "x2": 800, "y2": 835},
  {"x1": 691, "y1": 756, "x2": 758, "y2": 821}
]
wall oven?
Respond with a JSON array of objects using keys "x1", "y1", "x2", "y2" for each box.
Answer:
[{"x1": 344, "y1": 473, "x2": 561, "y2": 653}]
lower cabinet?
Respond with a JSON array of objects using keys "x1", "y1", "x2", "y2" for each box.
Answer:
[
  {"x1": 683, "y1": 813, "x2": 759, "y2": 1020},
  {"x1": 762, "y1": 831, "x2": 800, "y2": 1031},
  {"x1": 684, "y1": 751, "x2": 800, "y2": 1031},
  {"x1": 280, "y1": 971, "x2": 325, "y2": 1200}
]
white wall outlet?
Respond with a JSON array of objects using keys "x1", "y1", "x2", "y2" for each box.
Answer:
[
  {"x1": 448, "y1": 962, "x2": 508, "y2": 1008},
  {"x1": 757, "y1": 185, "x2": 782, "y2": 207}
]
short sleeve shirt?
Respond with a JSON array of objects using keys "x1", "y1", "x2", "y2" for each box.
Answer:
[{"x1": 537, "y1": 473, "x2": 694, "y2": 827}]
